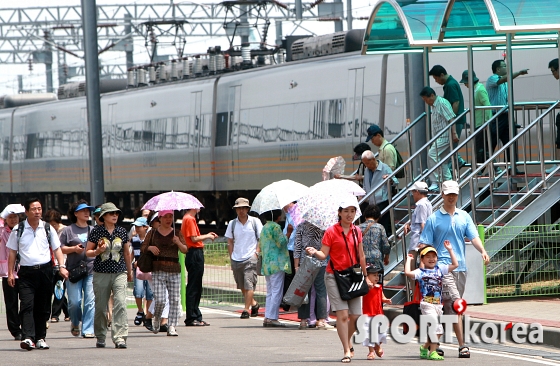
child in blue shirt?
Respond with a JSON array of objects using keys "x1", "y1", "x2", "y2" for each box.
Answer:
[{"x1": 404, "y1": 241, "x2": 458, "y2": 361}]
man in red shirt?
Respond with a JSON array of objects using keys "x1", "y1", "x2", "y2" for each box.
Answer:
[{"x1": 181, "y1": 208, "x2": 218, "y2": 326}]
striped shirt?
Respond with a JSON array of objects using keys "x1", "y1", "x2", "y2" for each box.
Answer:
[
  {"x1": 486, "y1": 74, "x2": 507, "y2": 108},
  {"x1": 431, "y1": 96, "x2": 455, "y2": 145},
  {"x1": 293, "y1": 221, "x2": 327, "y2": 266}
]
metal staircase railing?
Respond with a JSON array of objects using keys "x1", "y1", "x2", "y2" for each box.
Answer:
[{"x1": 364, "y1": 101, "x2": 560, "y2": 303}]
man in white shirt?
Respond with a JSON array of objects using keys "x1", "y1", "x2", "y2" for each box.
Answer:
[
  {"x1": 7, "y1": 198, "x2": 68, "y2": 351},
  {"x1": 225, "y1": 198, "x2": 263, "y2": 319}
]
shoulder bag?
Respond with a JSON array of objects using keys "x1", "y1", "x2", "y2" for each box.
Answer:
[
  {"x1": 68, "y1": 227, "x2": 90, "y2": 283},
  {"x1": 137, "y1": 230, "x2": 154, "y2": 273},
  {"x1": 330, "y1": 226, "x2": 369, "y2": 301}
]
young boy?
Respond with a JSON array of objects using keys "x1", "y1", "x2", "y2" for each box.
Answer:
[
  {"x1": 362, "y1": 264, "x2": 392, "y2": 360},
  {"x1": 404, "y1": 241, "x2": 458, "y2": 361}
]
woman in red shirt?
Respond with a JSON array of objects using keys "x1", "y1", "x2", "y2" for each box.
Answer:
[{"x1": 306, "y1": 196, "x2": 372, "y2": 364}]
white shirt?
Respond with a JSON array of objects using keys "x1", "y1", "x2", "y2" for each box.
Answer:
[
  {"x1": 225, "y1": 216, "x2": 263, "y2": 262},
  {"x1": 6, "y1": 219, "x2": 61, "y2": 266}
]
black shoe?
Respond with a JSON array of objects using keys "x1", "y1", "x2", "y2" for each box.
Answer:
[
  {"x1": 134, "y1": 312, "x2": 145, "y2": 326},
  {"x1": 280, "y1": 302, "x2": 291, "y2": 312},
  {"x1": 159, "y1": 324, "x2": 168, "y2": 333},
  {"x1": 250, "y1": 302, "x2": 260, "y2": 317},
  {"x1": 144, "y1": 318, "x2": 153, "y2": 331},
  {"x1": 13, "y1": 333, "x2": 22, "y2": 341},
  {"x1": 115, "y1": 341, "x2": 127, "y2": 349},
  {"x1": 240, "y1": 310, "x2": 250, "y2": 319},
  {"x1": 96, "y1": 340, "x2": 106, "y2": 348}
]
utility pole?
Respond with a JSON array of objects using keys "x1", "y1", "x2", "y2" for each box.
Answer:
[
  {"x1": 44, "y1": 31, "x2": 53, "y2": 93},
  {"x1": 346, "y1": 0, "x2": 353, "y2": 30},
  {"x1": 57, "y1": 43, "x2": 68, "y2": 87},
  {"x1": 124, "y1": 13, "x2": 134, "y2": 69},
  {"x1": 334, "y1": 0, "x2": 343, "y2": 32},
  {"x1": 81, "y1": 0, "x2": 105, "y2": 205}
]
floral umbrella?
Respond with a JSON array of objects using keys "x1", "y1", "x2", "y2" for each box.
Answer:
[
  {"x1": 311, "y1": 179, "x2": 366, "y2": 196},
  {"x1": 251, "y1": 180, "x2": 309, "y2": 215},
  {"x1": 142, "y1": 191, "x2": 204, "y2": 211},
  {"x1": 298, "y1": 190, "x2": 361, "y2": 230}
]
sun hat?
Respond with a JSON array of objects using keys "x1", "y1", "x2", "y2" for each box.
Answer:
[
  {"x1": 133, "y1": 217, "x2": 149, "y2": 227},
  {"x1": 407, "y1": 181, "x2": 429, "y2": 192},
  {"x1": 98, "y1": 202, "x2": 121, "y2": 222},
  {"x1": 459, "y1": 69, "x2": 479, "y2": 84},
  {"x1": 232, "y1": 197, "x2": 251, "y2": 208},
  {"x1": 75, "y1": 203, "x2": 95, "y2": 212},
  {"x1": 442, "y1": 180, "x2": 460, "y2": 195},
  {"x1": 420, "y1": 246, "x2": 438, "y2": 257},
  {"x1": 366, "y1": 262, "x2": 383, "y2": 274},
  {"x1": 0, "y1": 204, "x2": 25, "y2": 219},
  {"x1": 158, "y1": 210, "x2": 173, "y2": 217}
]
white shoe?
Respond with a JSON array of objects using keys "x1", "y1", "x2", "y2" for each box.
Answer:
[
  {"x1": 167, "y1": 326, "x2": 178, "y2": 336},
  {"x1": 546, "y1": 165, "x2": 558, "y2": 174},
  {"x1": 36, "y1": 339, "x2": 49, "y2": 349},
  {"x1": 152, "y1": 318, "x2": 160, "y2": 334}
]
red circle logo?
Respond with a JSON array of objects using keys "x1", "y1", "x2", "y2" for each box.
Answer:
[{"x1": 453, "y1": 298, "x2": 467, "y2": 315}]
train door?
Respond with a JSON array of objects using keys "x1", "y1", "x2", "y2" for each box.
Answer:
[
  {"x1": 106, "y1": 103, "x2": 117, "y2": 185},
  {"x1": 347, "y1": 68, "x2": 365, "y2": 148},
  {"x1": 80, "y1": 107, "x2": 88, "y2": 187},
  {"x1": 190, "y1": 91, "x2": 202, "y2": 182},
  {"x1": 228, "y1": 85, "x2": 241, "y2": 181}
]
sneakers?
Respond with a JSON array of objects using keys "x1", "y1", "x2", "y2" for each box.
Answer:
[
  {"x1": 240, "y1": 310, "x2": 250, "y2": 319},
  {"x1": 134, "y1": 312, "x2": 145, "y2": 326},
  {"x1": 36, "y1": 339, "x2": 49, "y2": 350},
  {"x1": 159, "y1": 324, "x2": 168, "y2": 333},
  {"x1": 20, "y1": 338, "x2": 35, "y2": 351},
  {"x1": 167, "y1": 326, "x2": 178, "y2": 336},
  {"x1": 250, "y1": 302, "x2": 260, "y2": 317},
  {"x1": 152, "y1": 318, "x2": 161, "y2": 334},
  {"x1": 115, "y1": 341, "x2": 127, "y2": 349},
  {"x1": 96, "y1": 339, "x2": 106, "y2": 348}
]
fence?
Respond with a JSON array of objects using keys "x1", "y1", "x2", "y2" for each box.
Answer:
[{"x1": 485, "y1": 224, "x2": 560, "y2": 298}]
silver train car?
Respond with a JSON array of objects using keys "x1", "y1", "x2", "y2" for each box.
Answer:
[{"x1": 0, "y1": 30, "x2": 557, "y2": 225}]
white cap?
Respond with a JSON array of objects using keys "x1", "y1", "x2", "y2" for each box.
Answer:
[
  {"x1": 339, "y1": 195, "x2": 359, "y2": 210},
  {"x1": 407, "y1": 181, "x2": 429, "y2": 192},
  {"x1": 442, "y1": 180, "x2": 460, "y2": 195}
]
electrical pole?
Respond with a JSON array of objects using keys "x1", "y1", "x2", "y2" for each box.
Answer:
[
  {"x1": 346, "y1": 0, "x2": 353, "y2": 30},
  {"x1": 124, "y1": 13, "x2": 134, "y2": 69},
  {"x1": 334, "y1": 0, "x2": 343, "y2": 32},
  {"x1": 81, "y1": 0, "x2": 105, "y2": 205}
]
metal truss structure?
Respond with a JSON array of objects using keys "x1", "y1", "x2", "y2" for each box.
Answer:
[{"x1": 0, "y1": 2, "x2": 324, "y2": 64}]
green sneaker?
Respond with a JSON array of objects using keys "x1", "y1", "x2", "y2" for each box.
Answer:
[
  {"x1": 420, "y1": 345, "x2": 429, "y2": 359},
  {"x1": 428, "y1": 350, "x2": 444, "y2": 360}
]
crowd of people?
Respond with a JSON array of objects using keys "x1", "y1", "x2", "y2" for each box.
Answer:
[{"x1": 0, "y1": 57, "x2": 557, "y2": 362}]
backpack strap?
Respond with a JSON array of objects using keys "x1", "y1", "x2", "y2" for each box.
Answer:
[
  {"x1": 231, "y1": 219, "x2": 236, "y2": 241},
  {"x1": 230, "y1": 217, "x2": 259, "y2": 242},
  {"x1": 249, "y1": 217, "x2": 259, "y2": 242},
  {"x1": 44, "y1": 222, "x2": 52, "y2": 247}
]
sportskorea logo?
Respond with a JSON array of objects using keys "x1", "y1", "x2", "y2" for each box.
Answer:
[{"x1": 354, "y1": 314, "x2": 544, "y2": 345}]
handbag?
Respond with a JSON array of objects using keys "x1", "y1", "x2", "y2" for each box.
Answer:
[
  {"x1": 137, "y1": 230, "x2": 154, "y2": 273},
  {"x1": 402, "y1": 282, "x2": 422, "y2": 336},
  {"x1": 330, "y1": 227, "x2": 369, "y2": 301},
  {"x1": 68, "y1": 260, "x2": 88, "y2": 283},
  {"x1": 283, "y1": 255, "x2": 322, "y2": 307},
  {"x1": 136, "y1": 267, "x2": 152, "y2": 281}
]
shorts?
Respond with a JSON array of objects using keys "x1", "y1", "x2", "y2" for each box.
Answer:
[
  {"x1": 442, "y1": 271, "x2": 467, "y2": 314},
  {"x1": 231, "y1": 255, "x2": 258, "y2": 291},
  {"x1": 420, "y1": 301, "x2": 444, "y2": 337},
  {"x1": 361, "y1": 315, "x2": 387, "y2": 347},
  {"x1": 324, "y1": 272, "x2": 362, "y2": 315}
]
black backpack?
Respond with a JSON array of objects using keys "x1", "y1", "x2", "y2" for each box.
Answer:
[{"x1": 394, "y1": 148, "x2": 405, "y2": 179}]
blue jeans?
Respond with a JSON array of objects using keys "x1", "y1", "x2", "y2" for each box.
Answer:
[
  {"x1": 133, "y1": 269, "x2": 154, "y2": 300},
  {"x1": 67, "y1": 273, "x2": 95, "y2": 335}
]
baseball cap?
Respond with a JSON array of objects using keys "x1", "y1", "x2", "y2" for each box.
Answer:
[
  {"x1": 232, "y1": 197, "x2": 251, "y2": 208},
  {"x1": 339, "y1": 195, "x2": 359, "y2": 210},
  {"x1": 459, "y1": 69, "x2": 479, "y2": 84},
  {"x1": 420, "y1": 246, "x2": 438, "y2": 257},
  {"x1": 407, "y1": 181, "x2": 429, "y2": 192},
  {"x1": 442, "y1": 180, "x2": 460, "y2": 195},
  {"x1": 365, "y1": 124, "x2": 382, "y2": 142},
  {"x1": 158, "y1": 210, "x2": 173, "y2": 217}
]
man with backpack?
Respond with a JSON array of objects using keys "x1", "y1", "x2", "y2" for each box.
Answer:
[
  {"x1": 366, "y1": 124, "x2": 404, "y2": 178},
  {"x1": 225, "y1": 198, "x2": 263, "y2": 319},
  {"x1": 6, "y1": 198, "x2": 68, "y2": 351}
]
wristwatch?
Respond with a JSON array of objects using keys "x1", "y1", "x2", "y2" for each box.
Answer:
[{"x1": 59, "y1": 265, "x2": 66, "y2": 268}]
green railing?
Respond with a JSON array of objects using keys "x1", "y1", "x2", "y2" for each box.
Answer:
[{"x1": 485, "y1": 224, "x2": 560, "y2": 298}]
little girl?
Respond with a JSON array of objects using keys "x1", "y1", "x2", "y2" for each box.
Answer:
[{"x1": 362, "y1": 264, "x2": 391, "y2": 360}]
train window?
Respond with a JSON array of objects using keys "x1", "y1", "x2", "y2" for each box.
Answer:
[
  {"x1": 130, "y1": 194, "x2": 135, "y2": 211},
  {"x1": 216, "y1": 112, "x2": 229, "y2": 146}
]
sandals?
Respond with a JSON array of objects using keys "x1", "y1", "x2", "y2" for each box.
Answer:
[
  {"x1": 459, "y1": 346, "x2": 471, "y2": 358},
  {"x1": 420, "y1": 345, "x2": 429, "y2": 359},
  {"x1": 71, "y1": 325, "x2": 80, "y2": 337},
  {"x1": 428, "y1": 350, "x2": 444, "y2": 360},
  {"x1": 341, "y1": 356, "x2": 351, "y2": 363},
  {"x1": 263, "y1": 319, "x2": 286, "y2": 327},
  {"x1": 185, "y1": 320, "x2": 210, "y2": 326},
  {"x1": 367, "y1": 351, "x2": 375, "y2": 360},
  {"x1": 298, "y1": 321, "x2": 308, "y2": 330},
  {"x1": 134, "y1": 312, "x2": 145, "y2": 326},
  {"x1": 374, "y1": 347, "x2": 384, "y2": 358},
  {"x1": 50, "y1": 317, "x2": 59, "y2": 323}
]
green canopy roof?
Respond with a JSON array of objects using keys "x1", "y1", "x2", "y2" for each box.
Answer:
[{"x1": 362, "y1": 0, "x2": 560, "y2": 54}]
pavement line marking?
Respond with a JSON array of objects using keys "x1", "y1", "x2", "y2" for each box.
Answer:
[{"x1": 437, "y1": 344, "x2": 560, "y2": 365}]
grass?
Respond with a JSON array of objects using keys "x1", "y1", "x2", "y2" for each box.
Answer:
[{"x1": 204, "y1": 242, "x2": 230, "y2": 266}]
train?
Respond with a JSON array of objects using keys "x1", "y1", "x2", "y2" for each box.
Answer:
[{"x1": 0, "y1": 29, "x2": 557, "y2": 226}]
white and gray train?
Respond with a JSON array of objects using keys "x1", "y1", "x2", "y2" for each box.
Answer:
[{"x1": 0, "y1": 29, "x2": 556, "y2": 224}]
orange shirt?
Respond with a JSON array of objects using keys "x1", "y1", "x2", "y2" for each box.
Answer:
[{"x1": 181, "y1": 214, "x2": 202, "y2": 249}]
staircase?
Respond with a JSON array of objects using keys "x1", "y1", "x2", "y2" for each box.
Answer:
[{"x1": 363, "y1": 101, "x2": 560, "y2": 304}]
